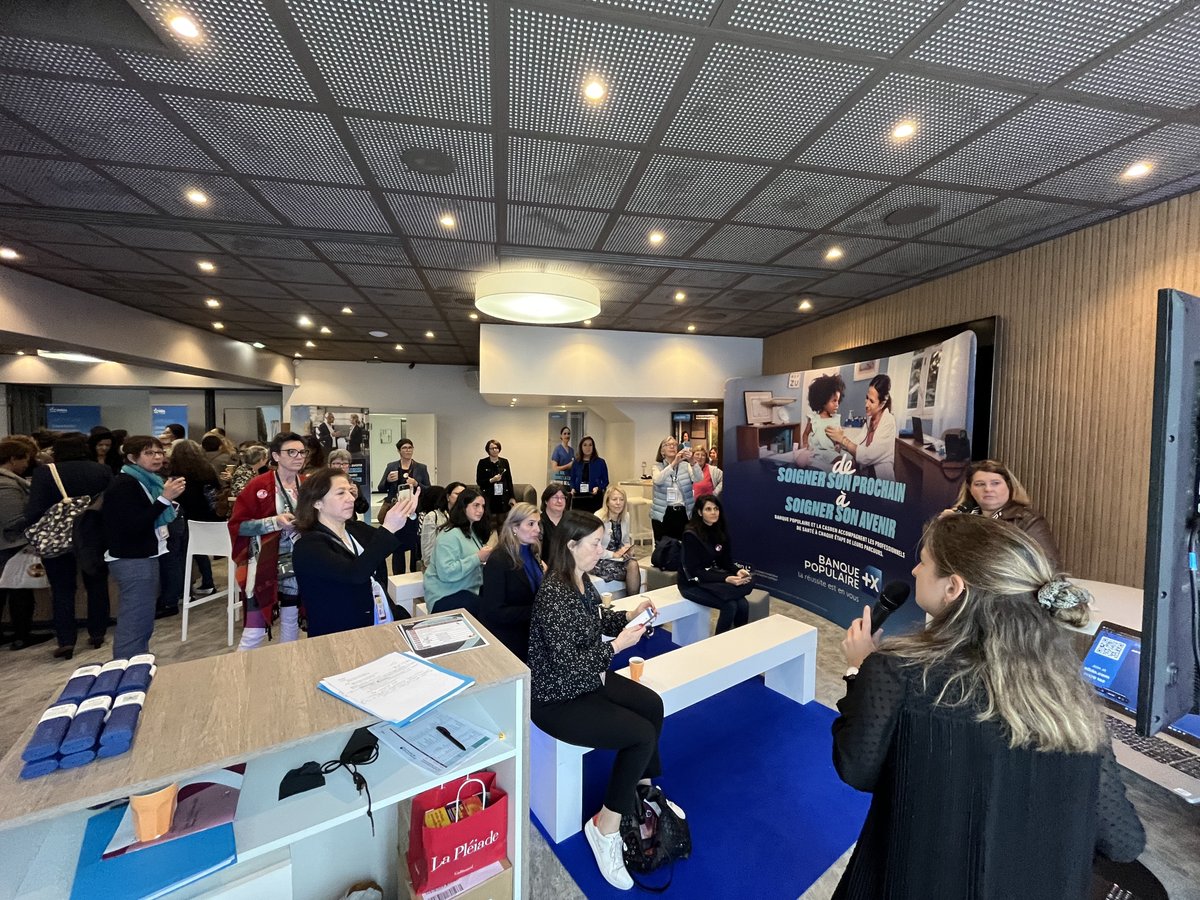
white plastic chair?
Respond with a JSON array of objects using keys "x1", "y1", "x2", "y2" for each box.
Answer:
[{"x1": 181, "y1": 521, "x2": 240, "y2": 646}]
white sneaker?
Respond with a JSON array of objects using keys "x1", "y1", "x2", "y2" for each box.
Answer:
[{"x1": 584, "y1": 816, "x2": 633, "y2": 891}]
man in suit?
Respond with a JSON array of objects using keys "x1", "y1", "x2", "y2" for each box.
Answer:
[
  {"x1": 346, "y1": 413, "x2": 366, "y2": 454},
  {"x1": 316, "y1": 412, "x2": 339, "y2": 451}
]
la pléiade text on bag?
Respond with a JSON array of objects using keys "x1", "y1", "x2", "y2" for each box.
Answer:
[
  {"x1": 407, "y1": 771, "x2": 508, "y2": 893},
  {"x1": 24, "y1": 464, "x2": 95, "y2": 558}
]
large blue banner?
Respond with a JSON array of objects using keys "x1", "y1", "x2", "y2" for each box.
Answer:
[
  {"x1": 151, "y1": 405, "x2": 188, "y2": 438},
  {"x1": 45, "y1": 405, "x2": 101, "y2": 432},
  {"x1": 723, "y1": 331, "x2": 978, "y2": 632}
]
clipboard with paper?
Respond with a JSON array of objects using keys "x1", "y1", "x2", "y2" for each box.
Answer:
[{"x1": 369, "y1": 711, "x2": 498, "y2": 775}]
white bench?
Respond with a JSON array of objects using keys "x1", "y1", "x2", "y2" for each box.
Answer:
[
  {"x1": 611, "y1": 585, "x2": 710, "y2": 647},
  {"x1": 387, "y1": 572, "x2": 424, "y2": 617},
  {"x1": 530, "y1": 613, "x2": 817, "y2": 843}
]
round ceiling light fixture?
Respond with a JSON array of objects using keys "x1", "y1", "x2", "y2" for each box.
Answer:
[{"x1": 475, "y1": 272, "x2": 600, "y2": 325}]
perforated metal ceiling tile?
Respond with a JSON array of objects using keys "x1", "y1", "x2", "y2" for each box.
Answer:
[
  {"x1": 692, "y1": 223, "x2": 802, "y2": 263},
  {"x1": 508, "y1": 138, "x2": 639, "y2": 209},
  {"x1": 0, "y1": 220, "x2": 113, "y2": 245},
  {"x1": 509, "y1": 8, "x2": 693, "y2": 142},
  {"x1": 32, "y1": 242, "x2": 171, "y2": 273},
  {"x1": 316, "y1": 241, "x2": 409, "y2": 265},
  {"x1": 408, "y1": 239, "x2": 496, "y2": 271},
  {"x1": 1032, "y1": 124, "x2": 1200, "y2": 205},
  {"x1": 996, "y1": 209, "x2": 1114, "y2": 250},
  {"x1": 710, "y1": 287, "x2": 786, "y2": 309},
  {"x1": 0, "y1": 116, "x2": 60, "y2": 155},
  {"x1": 623, "y1": 301, "x2": 687, "y2": 320},
  {"x1": 627, "y1": 155, "x2": 770, "y2": 219},
  {"x1": 855, "y1": 241, "x2": 980, "y2": 276},
  {"x1": 0, "y1": 158, "x2": 156, "y2": 213},
  {"x1": 243, "y1": 258, "x2": 344, "y2": 283},
  {"x1": 507, "y1": 205, "x2": 609, "y2": 249},
  {"x1": 583, "y1": 0, "x2": 719, "y2": 20},
  {"x1": 661, "y1": 269, "x2": 743, "y2": 288},
  {"x1": 204, "y1": 278, "x2": 294, "y2": 298},
  {"x1": 585, "y1": 263, "x2": 670, "y2": 283},
  {"x1": 912, "y1": 0, "x2": 1178, "y2": 83},
  {"x1": 663, "y1": 43, "x2": 869, "y2": 158},
  {"x1": 100, "y1": 227, "x2": 215, "y2": 251},
  {"x1": 99, "y1": 166, "x2": 283, "y2": 224},
  {"x1": 385, "y1": 196, "x2": 495, "y2": 242},
  {"x1": 0, "y1": 34, "x2": 119, "y2": 79},
  {"x1": 727, "y1": 0, "x2": 945, "y2": 53},
  {"x1": 603, "y1": 216, "x2": 713, "y2": 255},
  {"x1": 349, "y1": 119, "x2": 494, "y2": 197},
  {"x1": 735, "y1": 170, "x2": 887, "y2": 229},
  {"x1": 598, "y1": 281, "x2": 652, "y2": 304},
  {"x1": 793, "y1": 73, "x2": 1025, "y2": 178},
  {"x1": 923, "y1": 197, "x2": 1086, "y2": 246},
  {"x1": 1125, "y1": 171, "x2": 1200, "y2": 208},
  {"x1": 209, "y1": 235, "x2": 318, "y2": 259},
  {"x1": 363, "y1": 289, "x2": 433, "y2": 306},
  {"x1": 774, "y1": 235, "x2": 898, "y2": 270},
  {"x1": 424, "y1": 269, "x2": 477, "y2": 293},
  {"x1": 140, "y1": 249, "x2": 258, "y2": 278},
  {"x1": 924, "y1": 100, "x2": 1154, "y2": 192},
  {"x1": 836, "y1": 184, "x2": 996, "y2": 238},
  {"x1": 121, "y1": 0, "x2": 314, "y2": 100},
  {"x1": 808, "y1": 271, "x2": 903, "y2": 297},
  {"x1": 332, "y1": 264, "x2": 423, "y2": 289},
  {"x1": 643, "y1": 283, "x2": 715, "y2": 303},
  {"x1": 734, "y1": 274, "x2": 817, "y2": 293},
  {"x1": 0, "y1": 74, "x2": 217, "y2": 168},
  {"x1": 253, "y1": 182, "x2": 389, "y2": 232},
  {"x1": 290, "y1": 0, "x2": 490, "y2": 120},
  {"x1": 1067, "y1": 6, "x2": 1200, "y2": 108},
  {"x1": 166, "y1": 95, "x2": 362, "y2": 183},
  {"x1": 282, "y1": 282, "x2": 361, "y2": 301},
  {"x1": 0, "y1": 186, "x2": 30, "y2": 204}
]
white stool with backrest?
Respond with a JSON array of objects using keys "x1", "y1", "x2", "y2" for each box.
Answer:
[{"x1": 181, "y1": 521, "x2": 240, "y2": 646}]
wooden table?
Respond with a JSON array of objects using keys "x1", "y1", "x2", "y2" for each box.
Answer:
[{"x1": 0, "y1": 614, "x2": 530, "y2": 899}]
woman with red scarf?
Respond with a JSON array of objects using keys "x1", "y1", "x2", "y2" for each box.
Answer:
[{"x1": 228, "y1": 431, "x2": 307, "y2": 650}]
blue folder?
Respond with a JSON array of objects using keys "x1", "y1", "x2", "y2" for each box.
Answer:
[{"x1": 70, "y1": 804, "x2": 236, "y2": 900}]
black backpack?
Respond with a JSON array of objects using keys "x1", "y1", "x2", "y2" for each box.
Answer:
[
  {"x1": 650, "y1": 536, "x2": 681, "y2": 572},
  {"x1": 620, "y1": 784, "x2": 692, "y2": 891}
]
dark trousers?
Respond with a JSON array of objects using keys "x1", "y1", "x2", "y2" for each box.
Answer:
[
  {"x1": 572, "y1": 493, "x2": 602, "y2": 514},
  {"x1": 651, "y1": 506, "x2": 688, "y2": 543},
  {"x1": 157, "y1": 518, "x2": 187, "y2": 611},
  {"x1": 192, "y1": 554, "x2": 214, "y2": 589},
  {"x1": 533, "y1": 672, "x2": 664, "y2": 817},
  {"x1": 0, "y1": 547, "x2": 34, "y2": 639},
  {"x1": 680, "y1": 578, "x2": 753, "y2": 634},
  {"x1": 43, "y1": 552, "x2": 110, "y2": 648},
  {"x1": 430, "y1": 589, "x2": 478, "y2": 616},
  {"x1": 390, "y1": 546, "x2": 419, "y2": 576}
]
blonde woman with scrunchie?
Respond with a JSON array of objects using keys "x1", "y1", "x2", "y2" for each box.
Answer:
[{"x1": 832, "y1": 514, "x2": 1143, "y2": 900}]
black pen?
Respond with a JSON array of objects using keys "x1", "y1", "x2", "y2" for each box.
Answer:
[{"x1": 436, "y1": 725, "x2": 466, "y2": 751}]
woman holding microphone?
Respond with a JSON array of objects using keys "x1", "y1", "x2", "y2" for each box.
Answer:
[
  {"x1": 832, "y1": 514, "x2": 1142, "y2": 899},
  {"x1": 529, "y1": 510, "x2": 664, "y2": 891}
]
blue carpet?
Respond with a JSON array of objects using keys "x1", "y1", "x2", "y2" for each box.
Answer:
[{"x1": 535, "y1": 630, "x2": 871, "y2": 898}]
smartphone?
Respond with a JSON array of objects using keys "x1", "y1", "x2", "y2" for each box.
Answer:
[{"x1": 624, "y1": 607, "x2": 656, "y2": 631}]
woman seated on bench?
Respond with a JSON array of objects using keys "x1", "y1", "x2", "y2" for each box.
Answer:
[
  {"x1": 833, "y1": 514, "x2": 1143, "y2": 899},
  {"x1": 477, "y1": 502, "x2": 542, "y2": 662},
  {"x1": 590, "y1": 485, "x2": 640, "y2": 596},
  {"x1": 678, "y1": 495, "x2": 753, "y2": 634},
  {"x1": 529, "y1": 510, "x2": 665, "y2": 891},
  {"x1": 423, "y1": 488, "x2": 492, "y2": 614}
]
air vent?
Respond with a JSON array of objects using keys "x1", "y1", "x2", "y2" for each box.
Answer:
[
  {"x1": 400, "y1": 147, "x2": 459, "y2": 177},
  {"x1": 884, "y1": 204, "x2": 940, "y2": 226},
  {"x1": 452, "y1": 296, "x2": 475, "y2": 307}
]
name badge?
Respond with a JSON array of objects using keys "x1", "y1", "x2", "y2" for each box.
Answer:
[
  {"x1": 579, "y1": 482, "x2": 589, "y2": 493},
  {"x1": 493, "y1": 482, "x2": 503, "y2": 496},
  {"x1": 666, "y1": 485, "x2": 681, "y2": 504}
]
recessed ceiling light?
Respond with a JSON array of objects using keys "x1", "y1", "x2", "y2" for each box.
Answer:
[
  {"x1": 196, "y1": 260, "x2": 215, "y2": 272},
  {"x1": 692, "y1": 399, "x2": 698, "y2": 404},
  {"x1": 305, "y1": 340, "x2": 316, "y2": 348},
  {"x1": 294, "y1": 352, "x2": 301, "y2": 358},
  {"x1": 891, "y1": 120, "x2": 917, "y2": 140},
  {"x1": 204, "y1": 297, "x2": 220, "y2": 308},
  {"x1": 369, "y1": 329, "x2": 388, "y2": 337},
  {"x1": 798, "y1": 299, "x2": 813, "y2": 311},
  {"x1": 511, "y1": 397, "x2": 518, "y2": 402},
  {"x1": 168, "y1": 14, "x2": 200, "y2": 39},
  {"x1": 319, "y1": 326, "x2": 331, "y2": 334},
  {"x1": 576, "y1": 399, "x2": 583, "y2": 403},
  {"x1": 16, "y1": 350, "x2": 25, "y2": 356},
  {"x1": 212, "y1": 322, "x2": 224, "y2": 330},
  {"x1": 648, "y1": 231, "x2": 665, "y2": 245},
  {"x1": 674, "y1": 291, "x2": 686, "y2": 302},
  {"x1": 37, "y1": 349, "x2": 105, "y2": 363},
  {"x1": 298, "y1": 315, "x2": 313, "y2": 327},
  {"x1": 583, "y1": 319, "x2": 592, "y2": 326},
  {"x1": 1121, "y1": 161, "x2": 1153, "y2": 179},
  {"x1": 687, "y1": 324, "x2": 696, "y2": 332},
  {"x1": 185, "y1": 189, "x2": 208, "y2": 206},
  {"x1": 425, "y1": 331, "x2": 435, "y2": 339},
  {"x1": 251, "y1": 341, "x2": 265, "y2": 349},
  {"x1": 468, "y1": 312, "x2": 479, "y2": 320},
  {"x1": 0, "y1": 247, "x2": 21, "y2": 260},
  {"x1": 439, "y1": 214, "x2": 457, "y2": 229},
  {"x1": 341, "y1": 306, "x2": 353, "y2": 314},
  {"x1": 824, "y1": 246, "x2": 844, "y2": 261},
  {"x1": 583, "y1": 77, "x2": 607, "y2": 102},
  {"x1": 394, "y1": 343, "x2": 404, "y2": 351}
]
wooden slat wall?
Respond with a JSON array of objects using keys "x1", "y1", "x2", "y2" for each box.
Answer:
[{"x1": 762, "y1": 190, "x2": 1200, "y2": 587}]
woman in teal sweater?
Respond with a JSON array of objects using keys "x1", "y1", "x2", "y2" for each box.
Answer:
[{"x1": 423, "y1": 488, "x2": 493, "y2": 612}]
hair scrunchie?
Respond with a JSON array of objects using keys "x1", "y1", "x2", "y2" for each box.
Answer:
[{"x1": 1037, "y1": 578, "x2": 1085, "y2": 610}]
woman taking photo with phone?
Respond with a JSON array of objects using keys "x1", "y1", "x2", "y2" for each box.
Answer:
[
  {"x1": 528, "y1": 510, "x2": 662, "y2": 891},
  {"x1": 649, "y1": 435, "x2": 700, "y2": 544},
  {"x1": 832, "y1": 514, "x2": 1143, "y2": 899}
]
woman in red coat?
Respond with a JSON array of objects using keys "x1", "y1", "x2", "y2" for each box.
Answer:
[{"x1": 228, "y1": 431, "x2": 307, "y2": 650}]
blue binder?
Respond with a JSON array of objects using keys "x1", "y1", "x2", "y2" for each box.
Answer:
[{"x1": 70, "y1": 803, "x2": 236, "y2": 900}]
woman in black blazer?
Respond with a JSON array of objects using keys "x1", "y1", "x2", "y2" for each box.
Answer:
[
  {"x1": 678, "y1": 494, "x2": 753, "y2": 634},
  {"x1": 477, "y1": 502, "x2": 543, "y2": 661},
  {"x1": 476, "y1": 438, "x2": 514, "y2": 521},
  {"x1": 292, "y1": 468, "x2": 420, "y2": 638}
]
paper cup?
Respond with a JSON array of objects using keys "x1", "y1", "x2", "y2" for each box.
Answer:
[
  {"x1": 130, "y1": 782, "x2": 179, "y2": 842},
  {"x1": 629, "y1": 657, "x2": 645, "y2": 682},
  {"x1": 601, "y1": 592, "x2": 613, "y2": 608}
]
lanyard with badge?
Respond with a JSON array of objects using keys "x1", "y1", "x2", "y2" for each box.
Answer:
[
  {"x1": 665, "y1": 466, "x2": 681, "y2": 505},
  {"x1": 276, "y1": 472, "x2": 298, "y2": 578}
]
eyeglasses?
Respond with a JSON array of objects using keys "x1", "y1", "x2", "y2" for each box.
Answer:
[
  {"x1": 143, "y1": 450, "x2": 166, "y2": 457},
  {"x1": 280, "y1": 449, "x2": 310, "y2": 459}
]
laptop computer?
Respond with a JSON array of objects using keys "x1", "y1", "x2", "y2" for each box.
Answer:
[
  {"x1": 909, "y1": 417, "x2": 935, "y2": 451},
  {"x1": 1080, "y1": 621, "x2": 1200, "y2": 803}
]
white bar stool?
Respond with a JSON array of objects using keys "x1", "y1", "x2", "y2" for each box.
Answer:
[{"x1": 181, "y1": 520, "x2": 240, "y2": 646}]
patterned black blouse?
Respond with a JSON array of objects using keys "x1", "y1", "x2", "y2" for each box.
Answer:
[{"x1": 528, "y1": 574, "x2": 629, "y2": 705}]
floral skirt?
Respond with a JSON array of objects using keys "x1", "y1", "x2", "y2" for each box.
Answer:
[{"x1": 591, "y1": 556, "x2": 629, "y2": 584}]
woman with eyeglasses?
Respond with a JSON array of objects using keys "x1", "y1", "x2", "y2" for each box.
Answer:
[
  {"x1": 650, "y1": 435, "x2": 701, "y2": 544},
  {"x1": 228, "y1": 432, "x2": 308, "y2": 650},
  {"x1": 476, "y1": 439, "x2": 515, "y2": 520}
]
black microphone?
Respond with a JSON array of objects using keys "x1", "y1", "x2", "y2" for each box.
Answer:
[{"x1": 870, "y1": 580, "x2": 910, "y2": 633}]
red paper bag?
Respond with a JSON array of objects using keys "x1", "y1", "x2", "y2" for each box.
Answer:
[{"x1": 407, "y1": 771, "x2": 508, "y2": 893}]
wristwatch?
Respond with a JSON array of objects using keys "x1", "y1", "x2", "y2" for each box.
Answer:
[{"x1": 842, "y1": 666, "x2": 859, "y2": 684}]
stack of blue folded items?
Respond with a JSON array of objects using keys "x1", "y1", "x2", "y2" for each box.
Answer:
[{"x1": 19, "y1": 655, "x2": 156, "y2": 778}]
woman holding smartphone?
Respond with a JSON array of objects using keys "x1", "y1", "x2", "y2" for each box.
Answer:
[
  {"x1": 678, "y1": 495, "x2": 753, "y2": 634},
  {"x1": 591, "y1": 485, "x2": 641, "y2": 596}
]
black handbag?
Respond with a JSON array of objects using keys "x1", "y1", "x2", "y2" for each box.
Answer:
[{"x1": 620, "y1": 784, "x2": 691, "y2": 891}]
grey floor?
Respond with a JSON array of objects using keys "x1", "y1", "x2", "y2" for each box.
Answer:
[{"x1": 1, "y1": 559, "x2": 1196, "y2": 899}]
